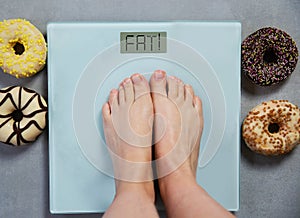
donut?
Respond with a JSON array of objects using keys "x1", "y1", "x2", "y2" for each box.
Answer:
[
  {"x1": 242, "y1": 27, "x2": 298, "y2": 86},
  {"x1": 0, "y1": 86, "x2": 47, "y2": 146},
  {"x1": 0, "y1": 19, "x2": 47, "y2": 78},
  {"x1": 242, "y1": 100, "x2": 300, "y2": 155}
]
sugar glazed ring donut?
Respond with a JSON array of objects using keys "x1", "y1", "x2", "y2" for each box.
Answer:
[
  {"x1": 0, "y1": 19, "x2": 47, "y2": 78},
  {"x1": 0, "y1": 86, "x2": 47, "y2": 146},
  {"x1": 242, "y1": 27, "x2": 298, "y2": 86},
  {"x1": 242, "y1": 100, "x2": 300, "y2": 155}
]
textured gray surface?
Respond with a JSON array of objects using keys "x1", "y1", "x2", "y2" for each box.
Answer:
[{"x1": 0, "y1": 0, "x2": 299, "y2": 217}]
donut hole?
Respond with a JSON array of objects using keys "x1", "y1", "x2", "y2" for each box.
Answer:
[
  {"x1": 268, "y1": 123, "x2": 280, "y2": 133},
  {"x1": 263, "y1": 48, "x2": 278, "y2": 64},
  {"x1": 13, "y1": 42, "x2": 25, "y2": 55},
  {"x1": 12, "y1": 109, "x2": 24, "y2": 122}
]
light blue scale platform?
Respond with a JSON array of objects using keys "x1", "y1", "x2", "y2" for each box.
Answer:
[{"x1": 47, "y1": 21, "x2": 241, "y2": 213}]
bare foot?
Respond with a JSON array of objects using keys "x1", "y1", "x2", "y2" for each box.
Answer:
[
  {"x1": 150, "y1": 71, "x2": 234, "y2": 218},
  {"x1": 150, "y1": 70, "x2": 203, "y2": 179},
  {"x1": 102, "y1": 73, "x2": 154, "y2": 200}
]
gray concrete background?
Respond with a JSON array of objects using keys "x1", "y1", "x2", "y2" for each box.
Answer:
[{"x1": 0, "y1": 0, "x2": 299, "y2": 217}]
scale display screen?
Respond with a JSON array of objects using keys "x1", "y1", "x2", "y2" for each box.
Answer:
[{"x1": 120, "y1": 32, "x2": 167, "y2": 53}]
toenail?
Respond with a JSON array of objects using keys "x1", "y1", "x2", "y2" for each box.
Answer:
[
  {"x1": 110, "y1": 89, "x2": 118, "y2": 95},
  {"x1": 154, "y1": 71, "x2": 164, "y2": 80},
  {"x1": 132, "y1": 74, "x2": 142, "y2": 83},
  {"x1": 124, "y1": 78, "x2": 131, "y2": 84}
]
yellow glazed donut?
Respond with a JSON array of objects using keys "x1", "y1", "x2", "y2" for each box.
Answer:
[
  {"x1": 0, "y1": 19, "x2": 47, "y2": 78},
  {"x1": 0, "y1": 86, "x2": 47, "y2": 146},
  {"x1": 242, "y1": 100, "x2": 300, "y2": 155}
]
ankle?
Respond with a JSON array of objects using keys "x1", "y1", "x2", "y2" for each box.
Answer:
[
  {"x1": 158, "y1": 170, "x2": 197, "y2": 202},
  {"x1": 116, "y1": 181, "x2": 155, "y2": 202}
]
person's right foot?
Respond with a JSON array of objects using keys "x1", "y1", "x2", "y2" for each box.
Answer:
[{"x1": 102, "y1": 73, "x2": 154, "y2": 199}]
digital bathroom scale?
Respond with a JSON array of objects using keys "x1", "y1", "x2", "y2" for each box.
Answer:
[{"x1": 47, "y1": 21, "x2": 241, "y2": 213}]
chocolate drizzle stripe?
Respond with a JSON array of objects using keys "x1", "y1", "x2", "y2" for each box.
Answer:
[
  {"x1": 20, "y1": 120, "x2": 45, "y2": 131},
  {"x1": 18, "y1": 87, "x2": 22, "y2": 109},
  {"x1": 5, "y1": 122, "x2": 17, "y2": 145},
  {"x1": 23, "y1": 86, "x2": 38, "y2": 94},
  {"x1": 0, "y1": 117, "x2": 12, "y2": 129},
  {"x1": 38, "y1": 96, "x2": 47, "y2": 109},
  {"x1": 23, "y1": 109, "x2": 47, "y2": 118},
  {"x1": 0, "y1": 114, "x2": 13, "y2": 118},
  {"x1": 21, "y1": 93, "x2": 38, "y2": 111},
  {"x1": 17, "y1": 121, "x2": 21, "y2": 146},
  {"x1": 0, "y1": 93, "x2": 18, "y2": 110},
  {"x1": 0, "y1": 86, "x2": 18, "y2": 93}
]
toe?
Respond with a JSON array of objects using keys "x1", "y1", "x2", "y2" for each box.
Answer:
[
  {"x1": 118, "y1": 85, "x2": 125, "y2": 105},
  {"x1": 102, "y1": 102, "x2": 111, "y2": 123},
  {"x1": 193, "y1": 96, "x2": 203, "y2": 113},
  {"x1": 184, "y1": 84, "x2": 194, "y2": 105},
  {"x1": 122, "y1": 78, "x2": 134, "y2": 103},
  {"x1": 131, "y1": 73, "x2": 150, "y2": 100},
  {"x1": 193, "y1": 95, "x2": 204, "y2": 131},
  {"x1": 150, "y1": 70, "x2": 167, "y2": 97},
  {"x1": 167, "y1": 76, "x2": 178, "y2": 100},
  {"x1": 177, "y1": 79, "x2": 185, "y2": 102},
  {"x1": 108, "y1": 89, "x2": 119, "y2": 109}
]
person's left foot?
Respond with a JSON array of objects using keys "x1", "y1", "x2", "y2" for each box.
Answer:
[{"x1": 149, "y1": 70, "x2": 203, "y2": 179}]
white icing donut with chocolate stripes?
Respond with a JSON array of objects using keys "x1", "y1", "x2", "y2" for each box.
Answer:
[
  {"x1": 242, "y1": 100, "x2": 300, "y2": 155},
  {"x1": 0, "y1": 86, "x2": 47, "y2": 146}
]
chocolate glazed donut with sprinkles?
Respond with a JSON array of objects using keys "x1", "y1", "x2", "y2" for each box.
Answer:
[
  {"x1": 0, "y1": 86, "x2": 47, "y2": 146},
  {"x1": 242, "y1": 27, "x2": 298, "y2": 86}
]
